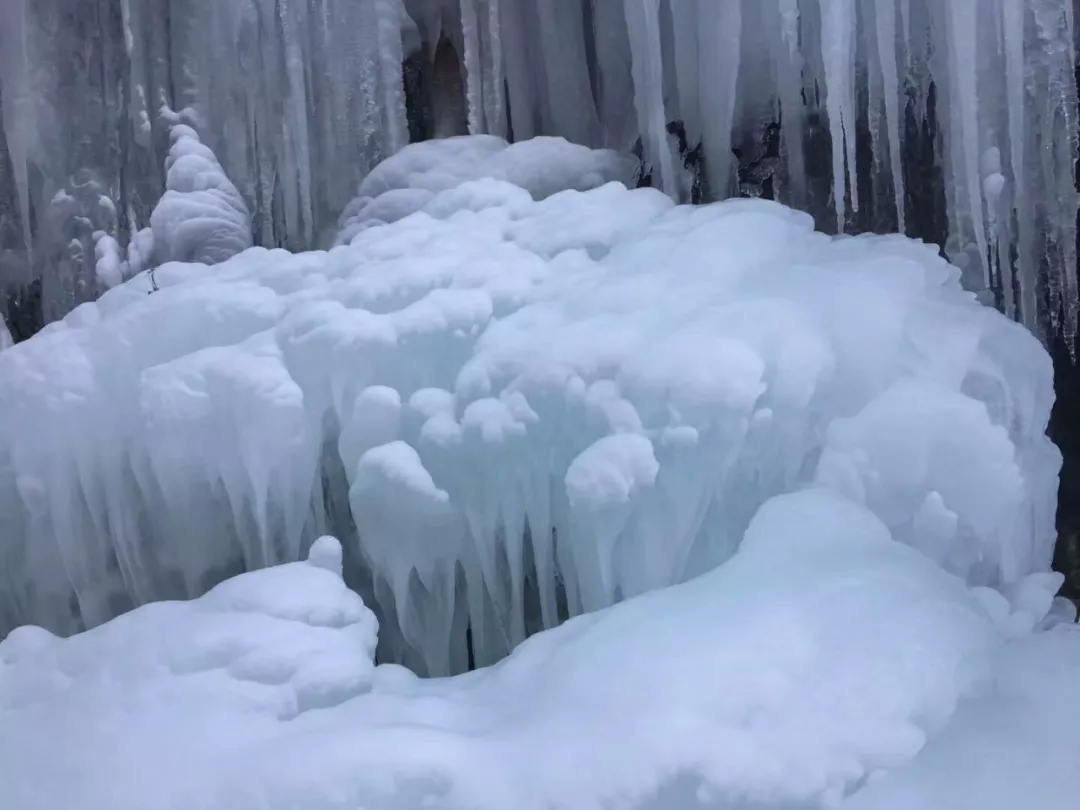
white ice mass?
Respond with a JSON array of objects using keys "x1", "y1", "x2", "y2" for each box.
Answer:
[
  {"x1": 0, "y1": 127, "x2": 1078, "y2": 807},
  {"x1": 0, "y1": 133, "x2": 1064, "y2": 676}
]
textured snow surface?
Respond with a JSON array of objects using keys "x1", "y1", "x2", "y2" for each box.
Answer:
[
  {"x1": 2, "y1": 499, "x2": 1077, "y2": 810},
  {"x1": 0, "y1": 314, "x2": 11, "y2": 350},
  {"x1": 0, "y1": 137, "x2": 1061, "y2": 676}
]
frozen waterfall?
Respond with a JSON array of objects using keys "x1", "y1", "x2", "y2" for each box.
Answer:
[
  {"x1": 0, "y1": 136, "x2": 1061, "y2": 675},
  {"x1": 0, "y1": 0, "x2": 1077, "y2": 343}
]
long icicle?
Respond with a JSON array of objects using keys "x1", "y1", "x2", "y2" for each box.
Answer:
[
  {"x1": 1000, "y1": 0, "x2": 1025, "y2": 323},
  {"x1": 820, "y1": 0, "x2": 859, "y2": 230},
  {"x1": 947, "y1": 0, "x2": 990, "y2": 291},
  {"x1": 874, "y1": 0, "x2": 906, "y2": 233},
  {"x1": 459, "y1": 0, "x2": 485, "y2": 134},
  {"x1": 623, "y1": 0, "x2": 676, "y2": 194},
  {"x1": 0, "y1": 0, "x2": 34, "y2": 277},
  {"x1": 697, "y1": 0, "x2": 742, "y2": 200},
  {"x1": 481, "y1": 0, "x2": 507, "y2": 138}
]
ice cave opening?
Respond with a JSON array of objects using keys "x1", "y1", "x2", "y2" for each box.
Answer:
[{"x1": 2, "y1": 2, "x2": 1080, "y2": 809}]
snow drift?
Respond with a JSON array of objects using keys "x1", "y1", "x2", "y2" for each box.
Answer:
[
  {"x1": 1, "y1": 498, "x2": 1077, "y2": 810},
  {"x1": 0, "y1": 137, "x2": 1060, "y2": 675}
]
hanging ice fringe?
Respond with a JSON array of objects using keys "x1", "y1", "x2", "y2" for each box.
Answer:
[{"x1": 0, "y1": 0, "x2": 1076, "y2": 342}]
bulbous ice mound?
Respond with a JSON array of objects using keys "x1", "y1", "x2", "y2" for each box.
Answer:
[
  {"x1": 0, "y1": 136, "x2": 1060, "y2": 674},
  {"x1": 333, "y1": 134, "x2": 637, "y2": 245},
  {"x1": 151, "y1": 120, "x2": 253, "y2": 265}
]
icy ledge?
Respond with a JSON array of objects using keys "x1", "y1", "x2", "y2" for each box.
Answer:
[
  {"x1": 1, "y1": 495, "x2": 1077, "y2": 810},
  {"x1": 0, "y1": 136, "x2": 1061, "y2": 675}
]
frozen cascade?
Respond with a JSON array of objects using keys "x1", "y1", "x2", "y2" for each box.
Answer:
[
  {"x1": 0, "y1": 136, "x2": 1061, "y2": 676},
  {"x1": 0, "y1": 0, "x2": 1077, "y2": 342}
]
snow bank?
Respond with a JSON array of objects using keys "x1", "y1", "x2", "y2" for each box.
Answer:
[
  {"x1": 1, "y1": 492, "x2": 1075, "y2": 810},
  {"x1": 0, "y1": 137, "x2": 1060, "y2": 676},
  {"x1": 0, "y1": 537, "x2": 378, "y2": 810}
]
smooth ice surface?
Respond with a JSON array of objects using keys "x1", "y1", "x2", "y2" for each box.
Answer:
[
  {"x1": 0, "y1": 136, "x2": 1060, "y2": 675},
  {"x1": 1, "y1": 493, "x2": 1077, "y2": 810}
]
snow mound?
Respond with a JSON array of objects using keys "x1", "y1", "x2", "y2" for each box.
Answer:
[
  {"x1": 0, "y1": 137, "x2": 1060, "y2": 675},
  {"x1": 0, "y1": 537, "x2": 378, "y2": 810},
  {"x1": 334, "y1": 134, "x2": 637, "y2": 243},
  {"x1": 10, "y1": 491, "x2": 1072, "y2": 810}
]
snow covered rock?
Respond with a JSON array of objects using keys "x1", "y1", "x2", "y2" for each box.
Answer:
[{"x1": 0, "y1": 138, "x2": 1061, "y2": 676}]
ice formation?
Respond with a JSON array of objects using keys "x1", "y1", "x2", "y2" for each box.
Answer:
[
  {"x1": 150, "y1": 110, "x2": 253, "y2": 266},
  {"x1": 0, "y1": 0, "x2": 1076, "y2": 341},
  {"x1": 2, "y1": 497, "x2": 1078, "y2": 810},
  {"x1": 0, "y1": 136, "x2": 1061, "y2": 676},
  {"x1": 333, "y1": 134, "x2": 636, "y2": 245},
  {"x1": 0, "y1": 314, "x2": 12, "y2": 351}
]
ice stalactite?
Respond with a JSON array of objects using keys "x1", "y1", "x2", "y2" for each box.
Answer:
[
  {"x1": 820, "y1": 0, "x2": 859, "y2": 230},
  {"x1": 0, "y1": 0, "x2": 34, "y2": 283},
  {"x1": 624, "y1": 0, "x2": 676, "y2": 196}
]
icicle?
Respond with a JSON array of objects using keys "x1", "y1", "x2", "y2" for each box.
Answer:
[
  {"x1": 946, "y1": 0, "x2": 989, "y2": 290},
  {"x1": 778, "y1": 0, "x2": 799, "y2": 57},
  {"x1": 1059, "y1": 0, "x2": 1080, "y2": 343},
  {"x1": 499, "y1": 0, "x2": 538, "y2": 141},
  {"x1": 696, "y1": 0, "x2": 742, "y2": 200},
  {"x1": 899, "y1": 0, "x2": 911, "y2": 62},
  {"x1": 667, "y1": 0, "x2": 701, "y2": 146},
  {"x1": 0, "y1": 313, "x2": 12, "y2": 351},
  {"x1": 623, "y1": 0, "x2": 677, "y2": 194},
  {"x1": 765, "y1": 0, "x2": 806, "y2": 207},
  {"x1": 874, "y1": 0, "x2": 906, "y2": 233},
  {"x1": 820, "y1": 0, "x2": 859, "y2": 230},
  {"x1": 983, "y1": 146, "x2": 1010, "y2": 316},
  {"x1": 999, "y1": 0, "x2": 1027, "y2": 324},
  {"x1": 376, "y1": 0, "x2": 409, "y2": 153},
  {"x1": 591, "y1": 0, "x2": 638, "y2": 150},
  {"x1": 0, "y1": 0, "x2": 35, "y2": 271},
  {"x1": 481, "y1": 0, "x2": 507, "y2": 138},
  {"x1": 119, "y1": 0, "x2": 151, "y2": 148},
  {"x1": 534, "y1": 0, "x2": 600, "y2": 146},
  {"x1": 459, "y1": 0, "x2": 485, "y2": 134}
]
